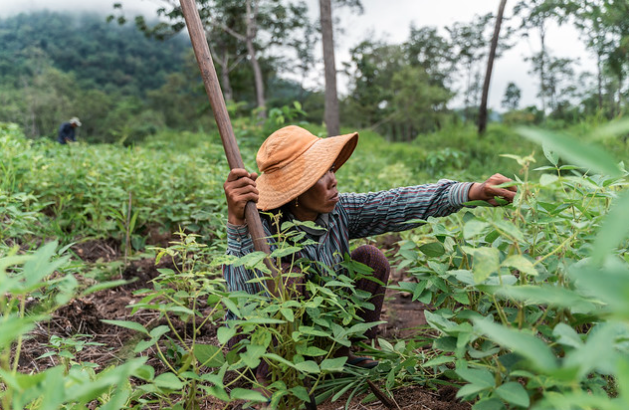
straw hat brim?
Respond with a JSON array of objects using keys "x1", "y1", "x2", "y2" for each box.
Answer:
[{"x1": 256, "y1": 132, "x2": 358, "y2": 211}]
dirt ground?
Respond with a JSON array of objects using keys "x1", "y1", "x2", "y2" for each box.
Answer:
[{"x1": 14, "y1": 235, "x2": 470, "y2": 410}]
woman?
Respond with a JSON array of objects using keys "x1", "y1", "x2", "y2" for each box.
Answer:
[{"x1": 223, "y1": 125, "x2": 517, "y2": 399}]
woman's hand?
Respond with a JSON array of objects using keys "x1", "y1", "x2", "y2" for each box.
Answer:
[
  {"x1": 468, "y1": 173, "x2": 517, "y2": 206},
  {"x1": 224, "y1": 168, "x2": 259, "y2": 225}
]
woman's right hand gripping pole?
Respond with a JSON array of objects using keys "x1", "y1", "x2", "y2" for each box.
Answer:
[{"x1": 224, "y1": 168, "x2": 259, "y2": 226}]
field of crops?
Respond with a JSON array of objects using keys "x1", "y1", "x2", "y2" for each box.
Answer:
[{"x1": 2, "y1": 118, "x2": 629, "y2": 410}]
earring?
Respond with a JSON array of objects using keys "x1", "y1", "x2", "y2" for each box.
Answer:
[{"x1": 295, "y1": 197, "x2": 299, "y2": 208}]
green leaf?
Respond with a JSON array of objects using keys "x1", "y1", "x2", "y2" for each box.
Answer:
[
  {"x1": 161, "y1": 305, "x2": 196, "y2": 315},
  {"x1": 154, "y1": 372, "x2": 184, "y2": 390},
  {"x1": 222, "y1": 297, "x2": 241, "y2": 318},
  {"x1": 295, "y1": 360, "x2": 320, "y2": 373},
  {"x1": 592, "y1": 118, "x2": 629, "y2": 140},
  {"x1": 494, "y1": 382, "x2": 530, "y2": 407},
  {"x1": 456, "y1": 368, "x2": 495, "y2": 388},
  {"x1": 132, "y1": 365, "x2": 155, "y2": 381},
  {"x1": 320, "y1": 357, "x2": 346, "y2": 372},
  {"x1": 263, "y1": 353, "x2": 298, "y2": 369},
  {"x1": 539, "y1": 174, "x2": 558, "y2": 186},
  {"x1": 563, "y1": 323, "x2": 619, "y2": 380},
  {"x1": 517, "y1": 127, "x2": 621, "y2": 177},
  {"x1": 472, "y1": 397, "x2": 506, "y2": 410},
  {"x1": 239, "y1": 318, "x2": 285, "y2": 325},
  {"x1": 230, "y1": 387, "x2": 268, "y2": 402},
  {"x1": 419, "y1": 242, "x2": 445, "y2": 257},
  {"x1": 552, "y1": 323, "x2": 583, "y2": 349},
  {"x1": 495, "y1": 285, "x2": 594, "y2": 314},
  {"x1": 217, "y1": 327, "x2": 236, "y2": 345},
  {"x1": 615, "y1": 357, "x2": 629, "y2": 405},
  {"x1": 457, "y1": 383, "x2": 491, "y2": 398},
  {"x1": 193, "y1": 344, "x2": 225, "y2": 368},
  {"x1": 81, "y1": 279, "x2": 129, "y2": 296},
  {"x1": 543, "y1": 144, "x2": 559, "y2": 166},
  {"x1": 571, "y1": 265, "x2": 629, "y2": 318},
  {"x1": 297, "y1": 345, "x2": 327, "y2": 357},
  {"x1": 494, "y1": 220, "x2": 525, "y2": 242},
  {"x1": 150, "y1": 325, "x2": 170, "y2": 338},
  {"x1": 473, "y1": 319, "x2": 558, "y2": 372},
  {"x1": 423, "y1": 356, "x2": 455, "y2": 367},
  {"x1": 40, "y1": 366, "x2": 65, "y2": 410},
  {"x1": 22, "y1": 241, "x2": 67, "y2": 289},
  {"x1": 290, "y1": 385, "x2": 311, "y2": 402},
  {"x1": 0, "y1": 315, "x2": 38, "y2": 349},
  {"x1": 134, "y1": 339, "x2": 156, "y2": 353},
  {"x1": 101, "y1": 320, "x2": 148, "y2": 335},
  {"x1": 472, "y1": 247, "x2": 500, "y2": 283},
  {"x1": 501, "y1": 255, "x2": 537, "y2": 277},
  {"x1": 241, "y1": 344, "x2": 266, "y2": 369},
  {"x1": 590, "y1": 191, "x2": 629, "y2": 266},
  {"x1": 464, "y1": 220, "x2": 489, "y2": 239},
  {"x1": 280, "y1": 307, "x2": 295, "y2": 322},
  {"x1": 270, "y1": 246, "x2": 302, "y2": 258}
]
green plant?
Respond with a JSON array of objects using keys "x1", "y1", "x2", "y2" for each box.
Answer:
[
  {"x1": 38, "y1": 334, "x2": 104, "y2": 373},
  {"x1": 0, "y1": 242, "x2": 149, "y2": 409},
  {"x1": 390, "y1": 123, "x2": 629, "y2": 409}
]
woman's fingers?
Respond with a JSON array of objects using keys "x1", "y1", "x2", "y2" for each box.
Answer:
[
  {"x1": 470, "y1": 173, "x2": 518, "y2": 206},
  {"x1": 225, "y1": 169, "x2": 259, "y2": 225}
]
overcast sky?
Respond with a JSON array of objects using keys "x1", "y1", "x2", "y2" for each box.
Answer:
[{"x1": 2, "y1": 0, "x2": 595, "y2": 110}]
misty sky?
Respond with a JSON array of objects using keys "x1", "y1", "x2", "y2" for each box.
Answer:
[{"x1": 2, "y1": 0, "x2": 594, "y2": 110}]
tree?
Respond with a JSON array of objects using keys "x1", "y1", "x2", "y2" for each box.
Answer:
[
  {"x1": 478, "y1": 0, "x2": 509, "y2": 135},
  {"x1": 113, "y1": 0, "x2": 310, "y2": 118},
  {"x1": 344, "y1": 39, "x2": 403, "y2": 132},
  {"x1": 318, "y1": 0, "x2": 363, "y2": 136},
  {"x1": 567, "y1": 0, "x2": 612, "y2": 113},
  {"x1": 446, "y1": 13, "x2": 493, "y2": 124},
  {"x1": 390, "y1": 65, "x2": 452, "y2": 140},
  {"x1": 528, "y1": 53, "x2": 574, "y2": 113},
  {"x1": 319, "y1": 0, "x2": 340, "y2": 136},
  {"x1": 514, "y1": 0, "x2": 567, "y2": 114},
  {"x1": 501, "y1": 82, "x2": 521, "y2": 111},
  {"x1": 404, "y1": 25, "x2": 454, "y2": 89},
  {"x1": 344, "y1": 35, "x2": 453, "y2": 140}
]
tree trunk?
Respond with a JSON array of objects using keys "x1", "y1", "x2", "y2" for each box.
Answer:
[
  {"x1": 597, "y1": 52, "x2": 602, "y2": 112},
  {"x1": 246, "y1": 0, "x2": 266, "y2": 118},
  {"x1": 465, "y1": 60, "x2": 472, "y2": 123},
  {"x1": 212, "y1": 40, "x2": 234, "y2": 102},
  {"x1": 539, "y1": 23, "x2": 547, "y2": 114},
  {"x1": 319, "y1": 0, "x2": 340, "y2": 136},
  {"x1": 478, "y1": 0, "x2": 507, "y2": 135}
]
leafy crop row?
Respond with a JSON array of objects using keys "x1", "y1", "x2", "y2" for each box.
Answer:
[{"x1": 2, "y1": 118, "x2": 629, "y2": 409}]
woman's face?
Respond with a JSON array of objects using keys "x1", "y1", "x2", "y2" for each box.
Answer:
[{"x1": 289, "y1": 167, "x2": 338, "y2": 221}]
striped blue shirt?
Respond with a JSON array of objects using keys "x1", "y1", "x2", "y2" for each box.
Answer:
[{"x1": 223, "y1": 180, "x2": 473, "y2": 316}]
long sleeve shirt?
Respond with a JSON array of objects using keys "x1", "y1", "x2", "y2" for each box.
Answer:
[
  {"x1": 223, "y1": 180, "x2": 473, "y2": 319},
  {"x1": 57, "y1": 122, "x2": 76, "y2": 144}
]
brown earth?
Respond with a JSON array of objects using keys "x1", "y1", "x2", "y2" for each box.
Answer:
[{"x1": 14, "y1": 234, "x2": 470, "y2": 410}]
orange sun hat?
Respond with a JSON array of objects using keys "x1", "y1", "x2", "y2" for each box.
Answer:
[{"x1": 255, "y1": 125, "x2": 358, "y2": 211}]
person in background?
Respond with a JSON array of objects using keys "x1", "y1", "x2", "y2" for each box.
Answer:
[
  {"x1": 223, "y1": 125, "x2": 517, "y2": 404},
  {"x1": 57, "y1": 117, "x2": 81, "y2": 144}
]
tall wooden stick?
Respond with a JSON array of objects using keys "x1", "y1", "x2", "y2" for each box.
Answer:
[
  {"x1": 179, "y1": 6, "x2": 316, "y2": 410},
  {"x1": 179, "y1": 0, "x2": 270, "y2": 256}
]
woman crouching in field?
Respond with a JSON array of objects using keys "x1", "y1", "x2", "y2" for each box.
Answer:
[{"x1": 223, "y1": 125, "x2": 516, "y2": 406}]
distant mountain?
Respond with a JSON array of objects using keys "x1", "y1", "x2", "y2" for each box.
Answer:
[{"x1": 0, "y1": 11, "x2": 190, "y2": 96}]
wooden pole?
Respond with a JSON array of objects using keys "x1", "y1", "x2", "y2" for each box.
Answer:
[
  {"x1": 179, "y1": 6, "x2": 317, "y2": 409},
  {"x1": 179, "y1": 0, "x2": 270, "y2": 256}
]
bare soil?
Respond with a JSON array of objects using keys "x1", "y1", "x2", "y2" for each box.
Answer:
[{"x1": 15, "y1": 234, "x2": 470, "y2": 410}]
